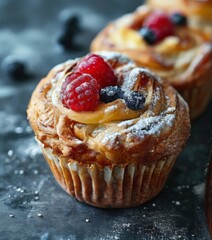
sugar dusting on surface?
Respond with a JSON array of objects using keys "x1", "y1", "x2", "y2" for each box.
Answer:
[
  {"x1": 117, "y1": 119, "x2": 135, "y2": 128},
  {"x1": 96, "y1": 51, "x2": 132, "y2": 65},
  {"x1": 124, "y1": 114, "x2": 175, "y2": 138},
  {"x1": 121, "y1": 67, "x2": 158, "y2": 92},
  {"x1": 122, "y1": 67, "x2": 142, "y2": 92},
  {"x1": 96, "y1": 206, "x2": 198, "y2": 240},
  {"x1": 193, "y1": 182, "x2": 205, "y2": 199},
  {"x1": 105, "y1": 114, "x2": 175, "y2": 145},
  {"x1": 99, "y1": 91, "x2": 175, "y2": 149}
]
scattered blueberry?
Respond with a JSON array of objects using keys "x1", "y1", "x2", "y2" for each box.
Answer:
[
  {"x1": 3, "y1": 59, "x2": 28, "y2": 80},
  {"x1": 63, "y1": 15, "x2": 81, "y2": 33},
  {"x1": 57, "y1": 14, "x2": 82, "y2": 50},
  {"x1": 100, "y1": 86, "x2": 124, "y2": 103},
  {"x1": 139, "y1": 27, "x2": 157, "y2": 45},
  {"x1": 171, "y1": 13, "x2": 187, "y2": 26},
  {"x1": 57, "y1": 32, "x2": 81, "y2": 50},
  {"x1": 125, "y1": 91, "x2": 146, "y2": 110}
]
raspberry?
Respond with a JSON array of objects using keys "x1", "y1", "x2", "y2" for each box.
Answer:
[
  {"x1": 61, "y1": 72, "x2": 100, "y2": 111},
  {"x1": 143, "y1": 11, "x2": 174, "y2": 42},
  {"x1": 76, "y1": 53, "x2": 117, "y2": 88},
  {"x1": 61, "y1": 72, "x2": 82, "y2": 92}
]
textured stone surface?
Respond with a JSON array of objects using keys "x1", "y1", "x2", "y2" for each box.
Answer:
[{"x1": 0, "y1": 0, "x2": 211, "y2": 239}]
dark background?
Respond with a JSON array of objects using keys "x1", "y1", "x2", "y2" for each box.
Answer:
[{"x1": 0, "y1": 0, "x2": 211, "y2": 239}]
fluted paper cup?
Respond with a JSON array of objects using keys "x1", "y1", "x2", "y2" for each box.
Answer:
[{"x1": 41, "y1": 145, "x2": 177, "y2": 208}]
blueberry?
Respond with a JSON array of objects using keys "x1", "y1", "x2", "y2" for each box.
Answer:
[
  {"x1": 3, "y1": 59, "x2": 27, "y2": 80},
  {"x1": 63, "y1": 15, "x2": 81, "y2": 33},
  {"x1": 171, "y1": 13, "x2": 187, "y2": 26},
  {"x1": 57, "y1": 32, "x2": 75, "y2": 49},
  {"x1": 57, "y1": 14, "x2": 82, "y2": 50},
  {"x1": 139, "y1": 27, "x2": 157, "y2": 45},
  {"x1": 125, "y1": 91, "x2": 145, "y2": 110},
  {"x1": 100, "y1": 86, "x2": 124, "y2": 103},
  {"x1": 57, "y1": 31, "x2": 82, "y2": 51}
]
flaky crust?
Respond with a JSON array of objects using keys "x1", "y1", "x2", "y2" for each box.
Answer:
[
  {"x1": 27, "y1": 52, "x2": 190, "y2": 166},
  {"x1": 90, "y1": 6, "x2": 212, "y2": 118}
]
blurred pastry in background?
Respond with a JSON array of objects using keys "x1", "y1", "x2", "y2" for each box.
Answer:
[
  {"x1": 147, "y1": 0, "x2": 212, "y2": 38},
  {"x1": 91, "y1": 5, "x2": 212, "y2": 119}
]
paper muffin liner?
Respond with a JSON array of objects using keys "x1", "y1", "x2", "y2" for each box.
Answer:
[
  {"x1": 176, "y1": 68, "x2": 212, "y2": 120},
  {"x1": 41, "y1": 146, "x2": 178, "y2": 208}
]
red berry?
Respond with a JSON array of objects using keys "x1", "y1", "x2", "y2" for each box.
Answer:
[
  {"x1": 76, "y1": 53, "x2": 117, "y2": 88},
  {"x1": 61, "y1": 72, "x2": 82, "y2": 92},
  {"x1": 61, "y1": 72, "x2": 100, "y2": 111},
  {"x1": 143, "y1": 11, "x2": 174, "y2": 42}
]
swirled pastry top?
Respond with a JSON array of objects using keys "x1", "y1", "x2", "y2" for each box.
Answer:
[
  {"x1": 27, "y1": 52, "x2": 190, "y2": 165},
  {"x1": 91, "y1": 6, "x2": 212, "y2": 87}
]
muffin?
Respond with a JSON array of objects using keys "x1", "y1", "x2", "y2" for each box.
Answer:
[
  {"x1": 90, "y1": 5, "x2": 212, "y2": 119},
  {"x1": 147, "y1": 0, "x2": 212, "y2": 38},
  {"x1": 27, "y1": 52, "x2": 190, "y2": 208}
]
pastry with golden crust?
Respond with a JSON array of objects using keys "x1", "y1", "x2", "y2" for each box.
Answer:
[
  {"x1": 90, "y1": 6, "x2": 212, "y2": 119},
  {"x1": 147, "y1": 0, "x2": 212, "y2": 37},
  {"x1": 27, "y1": 52, "x2": 190, "y2": 208}
]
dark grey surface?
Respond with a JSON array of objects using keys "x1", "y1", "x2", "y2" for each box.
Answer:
[{"x1": 0, "y1": 1, "x2": 211, "y2": 239}]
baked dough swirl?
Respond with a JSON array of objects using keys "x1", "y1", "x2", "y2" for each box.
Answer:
[
  {"x1": 28, "y1": 52, "x2": 189, "y2": 165},
  {"x1": 27, "y1": 52, "x2": 190, "y2": 207},
  {"x1": 91, "y1": 6, "x2": 212, "y2": 119}
]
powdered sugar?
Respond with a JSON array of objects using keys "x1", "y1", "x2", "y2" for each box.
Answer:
[
  {"x1": 165, "y1": 107, "x2": 176, "y2": 113},
  {"x1": 101, "y1": 131, "x2": 120, "y2": 148},
  {"x1": 117, "y1": 119, "x2": 135, "y2": 128},
  {"x1": 193, "y1": 182, "x2": 205, "y2": 199},
  {"x1": 96, "y1": 51, "x2": 132, "y2": 65},
  {"x1": 99, "y1": 112, "x2": 175, "y2": 151},
  {"x1": 124, "y1": 114, "x2": 175, "y2": 139},
  {"x1": 122, "y1": 67, "x2": 141, "y2": 92}
]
